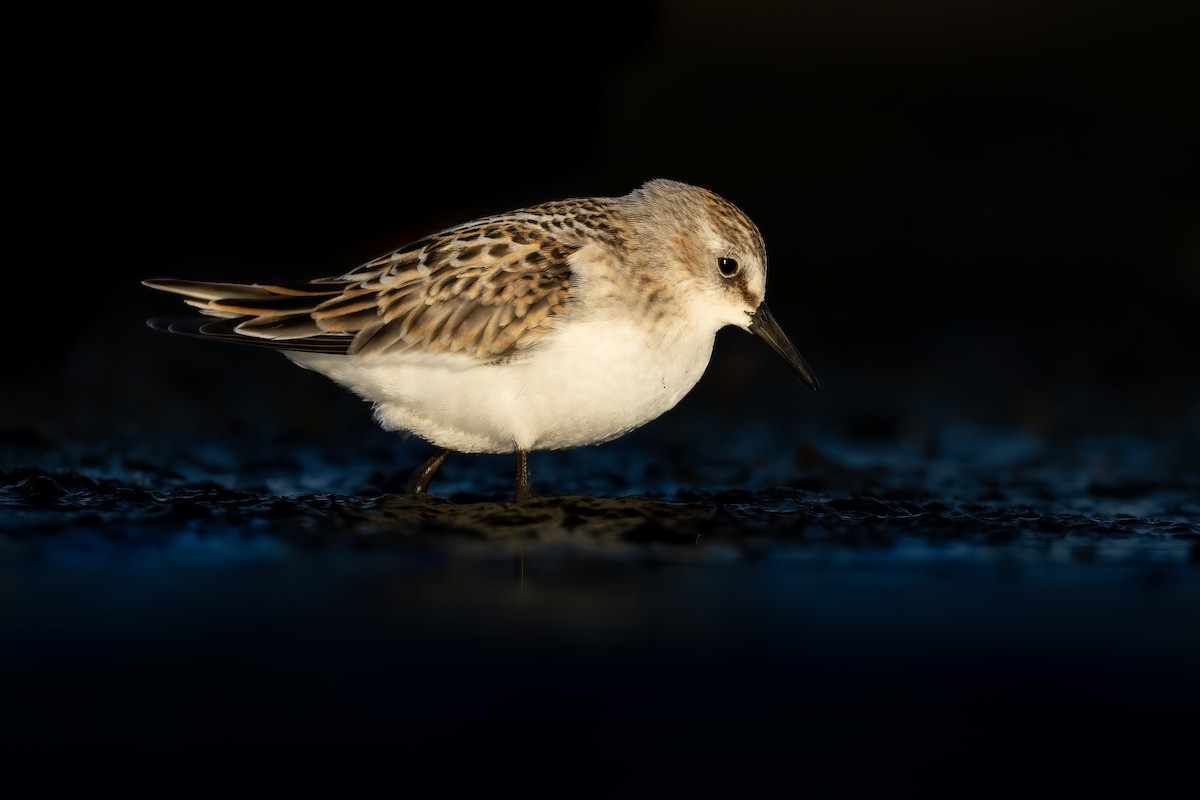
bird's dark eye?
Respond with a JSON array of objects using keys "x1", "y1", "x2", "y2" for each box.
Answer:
[{"x1": 717, "y1": 257, "x2": 739, "y2": 277}]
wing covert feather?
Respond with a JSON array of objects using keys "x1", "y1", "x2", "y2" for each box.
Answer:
[{"x1": 144, "y1": 204, "x2": 614, "y2": 361}]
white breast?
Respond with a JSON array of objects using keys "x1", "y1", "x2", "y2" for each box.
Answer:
[{"x1": 286, "y1": 316, "x2": 717, "y2": 454}]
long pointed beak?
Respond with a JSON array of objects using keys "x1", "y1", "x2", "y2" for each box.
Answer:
[{"x1": 748, "y1": 303, "x2": 819, "y2": 391}]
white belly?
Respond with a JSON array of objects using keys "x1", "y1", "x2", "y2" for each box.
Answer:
[{"x1": 287, "y1": 317, "x2": 716, "y2": 454}]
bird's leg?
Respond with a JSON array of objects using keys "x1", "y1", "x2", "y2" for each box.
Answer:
[
  {"x1": 408, "y1": 448, "x2": 451, "y2": 495},
  {"x1": 514, "y1": 449, "x2": 535, "y2": 503}
]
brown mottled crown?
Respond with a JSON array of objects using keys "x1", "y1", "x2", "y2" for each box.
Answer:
[
  {"x1": 700, "y1": 188, "x2": 767, "y2": 267},
  {"x1": 627, "y1": 179, "x2": 766, "y2": 260}
]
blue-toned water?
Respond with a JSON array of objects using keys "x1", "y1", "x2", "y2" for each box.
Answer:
[{"x1": 3, "y1": 414, "x2": 1197, "y2": 796}]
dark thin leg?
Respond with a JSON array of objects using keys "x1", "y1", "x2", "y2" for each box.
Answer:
[
  {"x1": 514, "y1": 448, "x2": 534, "y2": 503},
  {"x1": 408, "y1": 448, "x2": 450, "y2": 495}
]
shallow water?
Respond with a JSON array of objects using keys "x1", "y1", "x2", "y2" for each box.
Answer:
[{"x1": 3, "y1": 416, "x2": 1198, "y2": 794}]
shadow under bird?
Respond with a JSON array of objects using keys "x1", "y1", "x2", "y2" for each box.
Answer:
[{"x1": 144, "y1": 179, "x2": 818, "y2": 501}]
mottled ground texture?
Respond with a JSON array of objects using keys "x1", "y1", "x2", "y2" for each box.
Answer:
[{"x1": 4, "y1": 400, "x2": 1198, "y2": 796}]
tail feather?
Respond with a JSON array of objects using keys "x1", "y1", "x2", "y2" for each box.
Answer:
[
  {"x1": 145, "y1": 317, "x2": 351, "y2": 353},
  {"x1": 143, "y1": 278, "x2": 354, "y2": 353},
  {"x1": 143, "y1": 278, "x2": 275, "y2": 301}
]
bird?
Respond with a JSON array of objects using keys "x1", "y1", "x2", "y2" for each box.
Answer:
[{"x1": 144, "y1": 178, "x2": 818, "y2": 502}]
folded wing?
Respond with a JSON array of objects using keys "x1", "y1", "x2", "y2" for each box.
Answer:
[{"x1": 145, "y1": 216, "x2": 578, "y2": 363}]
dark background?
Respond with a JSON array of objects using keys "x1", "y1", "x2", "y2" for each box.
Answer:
[
  {"x1": 13, "y1": 0, "x2": 1198, "y2": 445},
  {"x1": 7, "y1": 3, "x2": 1199, "y2": 796}
]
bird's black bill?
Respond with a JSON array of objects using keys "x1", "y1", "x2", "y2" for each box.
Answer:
[{"x1": 748, "y1": 303, "x2": 819, "y2": 391}]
